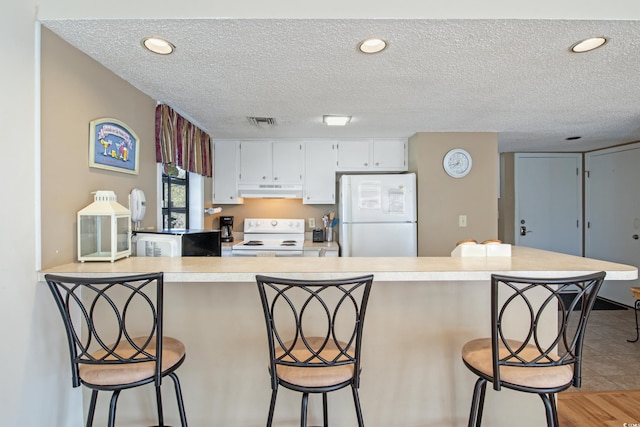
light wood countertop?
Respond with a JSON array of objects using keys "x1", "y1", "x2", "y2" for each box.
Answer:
[{"x1": 39, "y1": 246, "x2": 637, "y2": 283}]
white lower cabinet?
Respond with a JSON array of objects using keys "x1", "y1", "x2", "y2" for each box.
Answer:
[{"x1": 303, "y1": 140, "x2": 336, "y2": 204}]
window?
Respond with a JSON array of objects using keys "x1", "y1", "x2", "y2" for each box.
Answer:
[{"x1": 162, "y1": 167, "x2": 189, "y2": 230}]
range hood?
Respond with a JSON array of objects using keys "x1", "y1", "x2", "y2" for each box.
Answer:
[{"x1": 237, "y1": 183, "x2": 303, "y2": 199}]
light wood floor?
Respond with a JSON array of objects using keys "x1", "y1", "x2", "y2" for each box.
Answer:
[
  {"x1": 558, "y1": 390, "x2": 640, "y2": 426},
  {"x1": 557, "y1": 308, "x2": 640, "y2": 425}
]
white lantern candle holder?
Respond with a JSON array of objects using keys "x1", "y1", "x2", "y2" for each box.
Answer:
[{"x1": 77, "y1": 191, "x2": 131, "y2": 262}]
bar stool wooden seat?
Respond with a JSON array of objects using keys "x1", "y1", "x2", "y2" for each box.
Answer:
[
  {"x1": 45, "y1": 272, "x2": 188, "y2": 427},
  {"x1": 256, "y1": 274, "x2": 374, "y2": 427},
  {"x1": 461, "y1": 271, "x2": 606, "y2": 427}
]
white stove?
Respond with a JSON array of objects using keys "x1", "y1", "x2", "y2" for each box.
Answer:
[{"x1": 231, "y1": 218, "x2": 305, "y2": 256}]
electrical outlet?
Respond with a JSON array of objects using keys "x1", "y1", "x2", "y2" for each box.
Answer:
[
  {"x1": 459, "y1": 215, "x2": 467, "y2": 227},
  {"x1": 309, "y1": 217, "x2": 316, "y2": 229}
]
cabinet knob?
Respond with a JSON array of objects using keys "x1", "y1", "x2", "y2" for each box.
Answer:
[
  {"x1": 364, "y1": 163, "x2": 368, "y2": 166},
  {"x1": 274, "y1": 176, "x2": 278, "y2": 181},
  {"x1": 262, "y1": 176, "x2": 267, "y2": 180}
]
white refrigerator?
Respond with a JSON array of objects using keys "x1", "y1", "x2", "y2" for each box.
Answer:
[{"x1": 338, "y1": 173, "x2": 417, "y2": 257}]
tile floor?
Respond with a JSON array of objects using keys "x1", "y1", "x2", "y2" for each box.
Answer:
[{"x1": 568, "y1": 305, "x2": 640, "y2": 391}]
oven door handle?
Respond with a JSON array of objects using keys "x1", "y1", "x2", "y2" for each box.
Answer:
[{"x1": 231, "y1": 250, "x2": 303, "y2": 257}]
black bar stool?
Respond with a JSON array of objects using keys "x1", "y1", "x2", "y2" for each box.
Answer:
[
  {"x1": 45, "y1": 272, "x2": 188, "y2": 427},
  {"x1": 255, "y1": 274, "x2": 374, "y2": 427},
  {"x1": 461, "y1": 271, "x2": 606, "y2": 427}
]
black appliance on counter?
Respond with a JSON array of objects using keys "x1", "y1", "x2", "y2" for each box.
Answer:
[
  {"x1": 220, "y1": 216, "x2": 234, "y2": 242},
  {"x1": 133, "y1": 230, "x2": 221, "y2": 257}
]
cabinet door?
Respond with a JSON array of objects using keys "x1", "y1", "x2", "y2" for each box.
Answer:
[
  {"x1": 213, "y1": 140, "x2": 243, "y2": 204},
  {"x1": 304, "y1": 141, "x2": 336, "y2": 204},
  {"x1": 336, "y1": 139, "x2": 371, "y2": 171},
  {"x1": 239, "y1": 140, "x2": 271, "y2": 183},
  {"x1": 273, "y1": 141, "x2": 304, "y2": 183},
  {"x1": 373, "y1": 138, "x2": 407, "y2": 171}
]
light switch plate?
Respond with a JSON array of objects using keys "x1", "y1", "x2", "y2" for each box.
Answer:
[
  {"x1": 459, "y1": 215, "x2": 467, "y2": 227},
  {"x1": 309, "y1": 218, "x2": 316, "y2": 228}
]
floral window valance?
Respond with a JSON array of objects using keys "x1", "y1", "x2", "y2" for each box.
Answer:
[{"x1": 155, "y1": 104, "x2": 212, "y2": 177}]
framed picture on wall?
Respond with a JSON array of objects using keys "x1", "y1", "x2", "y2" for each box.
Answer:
[{"x1": 89, "y1": 118, "x2": 140, "y2": 175}]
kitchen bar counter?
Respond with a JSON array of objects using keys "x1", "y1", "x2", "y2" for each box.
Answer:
[
  {"x1": 39, "y1": 248, "x2": 637, "y2": 427},
  {"x1": 39, "y1": 246, "x2": 636, "y2": 282}
]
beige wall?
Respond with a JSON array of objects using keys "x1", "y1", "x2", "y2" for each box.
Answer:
[
  {"x1": 40, "y1": 28, "x2": 159, "y2": 269},
  {"x1": 409, "y1": 132, "x2": 498, "y2": 256}
]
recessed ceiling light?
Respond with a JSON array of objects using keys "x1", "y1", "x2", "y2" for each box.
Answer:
[
  {"x1": 323, "y1": 115, "x2": 351, "y2": 126},
  {"x1": 570, "y1": 37, "x2": 607, "y2": 53},
  {"x1": 142, "y1": 37, "x2": 175, "y2": 55},
  {"x1": 358, "y1": 38, "x2": 387, "y2": 54}
]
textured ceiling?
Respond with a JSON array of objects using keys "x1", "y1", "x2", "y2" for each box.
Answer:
[{"x1": 42, "y1": 18, "x2": 640, "y2": 153}]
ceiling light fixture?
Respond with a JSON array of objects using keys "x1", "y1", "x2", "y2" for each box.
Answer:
[
  {"x1": 570, "y1": 37, "x2": 607, "y2": 53},
  {"x1": 358, "y1": 38, "x2": 387, "y2": 54},
  {"x1": 323, "y1": 115, "x2": 351, "y2": 126},
  {"x1": 142, "y1": 37, "x2": 175, "y2": 55}
]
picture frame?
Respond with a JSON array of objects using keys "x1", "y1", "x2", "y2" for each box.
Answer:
[{"x1": 89, "y1": 118, "x2": 140, "y2": 175}]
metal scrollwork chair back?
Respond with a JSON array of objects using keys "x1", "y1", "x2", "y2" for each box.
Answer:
[
  {"x1": 45, "y1": 272, "x2": 187, "y2": 427},
  {"x1": 256, "y1": 274, "x2": 374, "y2": 427}
]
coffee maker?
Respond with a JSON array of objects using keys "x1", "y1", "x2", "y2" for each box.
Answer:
[{"x1": 220, "y1": 216, "x2": 234, "y2": 242}]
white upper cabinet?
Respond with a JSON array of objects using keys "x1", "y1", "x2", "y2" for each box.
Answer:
[
  {"x1": 272, "y1": 141, "x2": 304, "y2": 183},
  {"x1": 239, "y1": 140, "x2": 271, "y2": 183},
  {"x1": 336, "y1": 139, "x2": 369, "y2": 170},
  {"x1": 303, "y1": 140, "x2": 336, "y2": 204},
  {"x1": 214, "y1": 138, "x2": 407, "y2": 204},
  {"x1": 336, "y1": 138, "x2": 407, "y2": 171},
  {"x1": 373, "y1": 138, "x2": 407, "y2": 170},
  {"x1": 239, "y1": 140, "x2": 303, "y2": 184},
  {"x1": 213, "y1": 140, "x2": 244, "y2": 204}
]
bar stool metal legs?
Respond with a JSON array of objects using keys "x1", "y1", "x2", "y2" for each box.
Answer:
[
  {"x1": 468, "y1": 378, "x2": 487, "y2": 427},
  {"x1": 628, "y1": 298, "x2": 640, "y2": 343}
]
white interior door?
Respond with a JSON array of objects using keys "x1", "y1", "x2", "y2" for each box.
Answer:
[
  {"x1": 514, "y1": 153, "x2": 582, "y2": 256},
  {"x1": 585, "y1": 143, "x2": 640, "y2": 305}
]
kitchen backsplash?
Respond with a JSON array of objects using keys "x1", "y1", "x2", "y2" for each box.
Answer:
[{"x1": 209, "y1": 198, "x2": 335, "y2": 232}]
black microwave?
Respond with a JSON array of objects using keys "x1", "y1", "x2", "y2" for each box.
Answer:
[{"x1": 134, "y1": 230, "x2": 221, "y2": 257}]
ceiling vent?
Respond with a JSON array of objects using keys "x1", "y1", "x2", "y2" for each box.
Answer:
[{"x1": 247, "y1": 116, "x2": 277, "y2": 126}]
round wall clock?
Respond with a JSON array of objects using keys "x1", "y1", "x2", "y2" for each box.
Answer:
[{"x1": 443, "y1": 148, "x2": 472, "y2": 178}]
